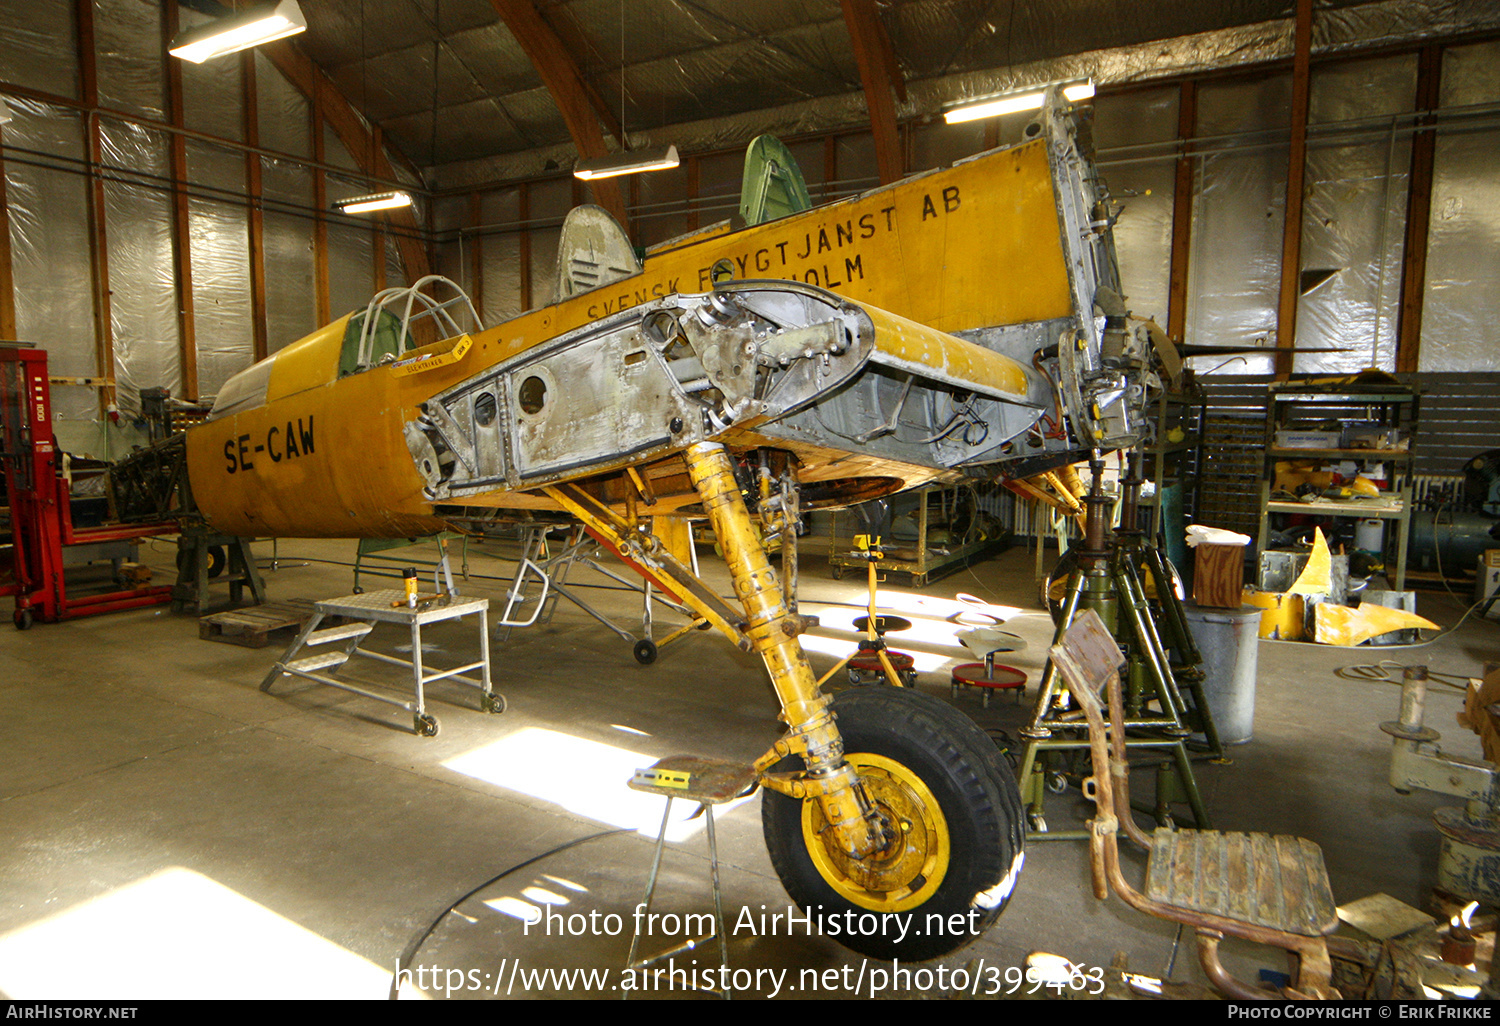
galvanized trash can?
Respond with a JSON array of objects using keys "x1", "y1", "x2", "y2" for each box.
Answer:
[{"x1": 1183, "y1": 603, "x2": 1262, "y2": 745}]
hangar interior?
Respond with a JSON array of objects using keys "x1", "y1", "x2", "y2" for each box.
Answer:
[{"x1": 2, "y1": 0, "x2": 1500, "y2": 1001}]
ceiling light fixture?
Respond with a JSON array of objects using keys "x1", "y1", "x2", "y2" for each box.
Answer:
[
  {"x1": 333, "y1": 191, "x2": 413, "y2": 215},
  {"x1": 169, "y1": 0, "x2": 307, "y2": 64},
  {"x1": 944, "y1": 78, "x2": 1095, "y2": 125},
  {"x1": 573, "y1": 144, "x2": 679, "y2": 181}
]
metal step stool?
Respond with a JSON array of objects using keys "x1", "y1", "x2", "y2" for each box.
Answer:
[{"x1": 625, "y1": 756, "x2": 757, "y2": 998}]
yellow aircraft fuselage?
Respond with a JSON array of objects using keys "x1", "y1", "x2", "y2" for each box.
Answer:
[{"x1": 186, "y1": 137, "x2": 1074, "y2": 539}]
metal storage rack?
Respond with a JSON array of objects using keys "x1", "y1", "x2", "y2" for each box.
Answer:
[
  {"x1": 827, "y1": 483, "x2": 1003, "y2": 586},
  {"x1": 1255, "y1": 381, "x2": 1419, "y2": 591}
]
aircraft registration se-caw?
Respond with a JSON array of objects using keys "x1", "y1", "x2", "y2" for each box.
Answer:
[{"x1": 163, "y1": 92, "x2": 1159, "y2": 961}]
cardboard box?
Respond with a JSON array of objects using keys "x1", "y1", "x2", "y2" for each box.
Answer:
[{"x1": 1274, "y1": 429, "x2": 1343, "y2": 449}]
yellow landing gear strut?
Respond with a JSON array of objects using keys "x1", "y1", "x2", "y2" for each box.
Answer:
[
  {"x1": 547, "y1": 443, "x2": 1024, "y2": 960},
  {"x1": 682, "y1": 442, "x2": 885, "y2": 862}
]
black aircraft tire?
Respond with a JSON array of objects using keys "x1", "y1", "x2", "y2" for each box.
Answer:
[{"x1": 761, "y1": 687, "x2": 1024, "y2": 962}]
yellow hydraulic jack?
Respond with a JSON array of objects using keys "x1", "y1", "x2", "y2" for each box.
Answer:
[{"x1": 814, "y1": 533, "x2": 916, "y2": 690}]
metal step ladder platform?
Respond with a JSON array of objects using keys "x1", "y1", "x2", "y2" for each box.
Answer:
[{"x1": 260, "y1": 589, "x2": 499, "y2": 736}]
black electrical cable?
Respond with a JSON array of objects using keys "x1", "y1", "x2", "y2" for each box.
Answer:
[{"x1": 388, "y1": 827, "x2": 631, "y2": 1000}]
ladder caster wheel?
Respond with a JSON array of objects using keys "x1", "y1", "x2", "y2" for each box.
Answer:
[
  {"x1": 1029, "y1": 812, "x2": 1047, "y2": 834},
  {"x1": 830, "y1": 566, "x2": 844, "y2": 580},
  {"x1": 1047, "y1": 771, "x2": 1068, "y2": 795},
  {"x1": 15, "y1": 609, "x2": 33, "y2": 631},
  {"x1": 416, "y1": 714, "x2": 439, "y2": 737},
  {"x1": 633, "y1": 639, "x2": 658, "y2": 665},
  {"x1": 483, "y1": 693, "x2": 506, "y2": 714},
  {"x1": 901, "y1": 671, "x2": 918, "y2": 688},
  {"x1": 847, "y1": 669, "x2": 863, "y2": 685},
  {"x1": 352, "y1": 586, "x2": 364, "y2": 595}
]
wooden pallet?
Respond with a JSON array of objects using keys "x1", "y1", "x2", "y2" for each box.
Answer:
[{"x1": 199, "y1": 600, "x2": 316, "y2": 648}]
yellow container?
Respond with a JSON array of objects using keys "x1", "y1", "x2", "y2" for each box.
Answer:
[{"x1": 1242, "y1": 588, "x2": 1305, "y2": 640}]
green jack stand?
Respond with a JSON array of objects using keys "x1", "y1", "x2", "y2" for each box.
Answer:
[{"x1": 1017, "y1": 453, "x2": 1217, "y2": 839}]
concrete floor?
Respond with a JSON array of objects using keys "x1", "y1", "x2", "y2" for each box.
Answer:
[{"x1": 0, "y1": 530, "x2": 1494, "y2": 1000}]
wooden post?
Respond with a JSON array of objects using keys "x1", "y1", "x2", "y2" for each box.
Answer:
[
  {"x1": 1274, "y1": 0, "x2": 1313, "y2": 380},
  {"x1": 243, "y1": 50, "x2": 269, "y2": 363},
  {"x1": 1167, "y1": 80, "x2": 1197, "y2": 341},
  {"x1": 164, "y1": 1, "x2": 197, "y2": 401},
  {"x1": 1396, "y1": 44, "x2": 1442, "y2": 374}
]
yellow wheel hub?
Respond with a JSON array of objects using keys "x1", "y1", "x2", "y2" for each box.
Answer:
[{"x1": 802, "y1": 753, "x2": 950, "y2": 913}]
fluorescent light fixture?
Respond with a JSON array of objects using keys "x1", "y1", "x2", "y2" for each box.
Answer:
[
  {"x1": 0, "y1": 98, "x2": 11, "y2": 126},
  {"x1": 334, "y1": 190, "x2": 413, "y2": 214},
  {"x1": 1063, "y1": 80, "x2": 1096, "y2": 102},
  {"x1": 574, "y1": 144, "x2": 679, "y2": 181},
  {"x1": 944, "y1": 78, "x2": 1095, "y2": 124},
  {"x1": 170, "y1": 0, "x2": 307, "y2": 64}
]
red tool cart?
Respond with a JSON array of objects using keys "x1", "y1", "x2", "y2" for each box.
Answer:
[{"x1": 0, "y1": 346, "x2": 177, "y2": 629}]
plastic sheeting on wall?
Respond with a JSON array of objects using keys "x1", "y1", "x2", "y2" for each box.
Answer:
[
  {"x1": 634, "y1": 163, "x2": 689, "y2": 251},
  {"x1": 94, "y1": 0, "x2": 165, "y2": 122},
  {"x1": 385, "y1": 233, "x2": 405, "y2": 293},
  {"x1": 1294, "y1": 55, "x2": 1417, "y2": 375},
  {"x1": 263, "y1": 210, "x2": 318, "y2": 353},
  {"x1": 186, "y1": 144, "x2": 252, "y2": 400},
  {"x1": 255, "y1": 51, "x2": 312, "y2": 160},
  {"x1": 1185, "y1": 75, "x2": 1291, "y2": 375},
  {"x1": 0, "y1": 0, "x2": 77, "y2": 99},
  {"x1": 327, "y1": 220, "x2": 375, "y2": 321},
  {"x1": 101, "y1": 120, "x2": 180, "y2": 413},
  {"x1": 181, "y1": 16, "x2": 245, "y2": 143},
  {"x1": 910, "y1": 120, "x2": 987, "y2": 177},
  {"x1": 1419, "y1": 39, "x2": 1500, "y2": 373},
  {"x1": 1095, "y1": 89, "x2": 1178, "y2": 333},
  {"x1": 4, "y1": 99, "x2": 97, "y2": 433},
  {"x1": 478, "y1": 187, "x2": 521, "y2": 326},
  {"x1": 1420, "y1": 129, "x2": 1500, "y2": 372}
]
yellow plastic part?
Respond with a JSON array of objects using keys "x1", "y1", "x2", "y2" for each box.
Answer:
[
  {"x1": 1287, "y1": 528, "x2": 1333, "y2": 597},
  {"x1": 1313, "y1": 603, "x2": 1437, "y2": 646}
]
